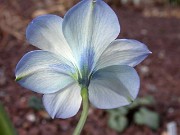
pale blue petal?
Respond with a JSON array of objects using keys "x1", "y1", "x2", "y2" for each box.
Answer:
[
  {"x1": 26, "y1": 14, "x2": 74, "y2": 62},
  {"x1": 89, "y1": 65, "x2": 140, "y2": 109},
  {"x1": 62, "y1": 0, "x2": 120, "y2": 71},
  {"x1": 95, "y1": 39, "x2": 151, "y2": 70},
  {"x1": 43, "y1": 83, "x2": 82, "y2": 119},
  {"x1": 15, "y1": 51, "x2": 75, "y2": 94}
]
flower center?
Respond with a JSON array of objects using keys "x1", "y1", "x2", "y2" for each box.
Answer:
[
  {"x1": 77, "y1": 47, "x2": 95, "y2": 87},
  {"x1": 77, "y1": 64, "x2": 92, "y2": 87},
  {"x1": 78, "y1": 75, "x2": 90, "y2": 88}
]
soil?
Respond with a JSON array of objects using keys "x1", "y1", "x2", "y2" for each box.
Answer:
[{"x1": 0, "y1": 0, "x2": 180, "y2": 135}]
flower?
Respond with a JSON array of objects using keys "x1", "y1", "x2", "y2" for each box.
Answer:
[{"x1": 15, "y1": 0, "x2": 151, "y2": 119}]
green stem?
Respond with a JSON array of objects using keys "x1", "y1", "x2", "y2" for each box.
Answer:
[
  {"x1": 0, "y1": 103, "x2": 17, "y2": 135},
  {"x1": 73, "y1": 87, "x2": 89, "y2": 135}
]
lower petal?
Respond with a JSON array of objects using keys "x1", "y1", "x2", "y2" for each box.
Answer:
[
  {"x1": 15, "y1": 51, "x2": 75, "y2": 94},
  {"x1": 17, "y1": 70, "x2": 74, "y2": 94},
  {"x1": 89, "y1": 65, "x2": 140, "y2": 109},
  {"x1": 43, "y1": 83, "x2": 82, "y2": 119}
]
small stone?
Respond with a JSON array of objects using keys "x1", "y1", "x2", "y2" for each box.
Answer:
[
  {"x1": 41, "y1": 119, "x2": 47, "y2": 125},
  {"x1": 133, "y1": 0, "x2": 141, "y2": 6},
  {"x1": 161, "y1": 131, "x2": 168, "y2": 135},
  {"x1": 20, "y1": 97, "x2": 26, "y2": 102},
  {"x1": 18, "y1": 97, "x2": 27, "y2": 109},
  {"x1": 139, "y1": 65, "x2": 150, "y2": 76},
  {"x1": 26, "y1": 113, "x2": 36, "y2": 122},
  {"x1": 60, "y1": 121, "x2": 70, "y2": 131},
  {"x1": 158, "y1": 50, "x2": 165, "y2": 59},
  {"x1": 168, "y1": 107, "x2": 175, "y2": 114},
  {"x1": 121, "y1": 0, "x2": 128, "y2": 4},
  {"x1": 141, "y1": 29, "x2": 148, "y2": 35},
  {"x1": 88, "y1": 107, "x2": 94, "y2": 115},
  {"x1": 146, "y1": 83, "x2": 157, "y2": 92},
  {"x1": 22, "y1": 122, "x2": 30, "y2": 129},
  {"x1": 38, "y1": 110, "x2": 51, "y2": 119}
]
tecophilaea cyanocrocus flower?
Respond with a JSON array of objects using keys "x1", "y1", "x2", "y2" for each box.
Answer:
[{"x1": 15, "y1": 0, "x2": 151, "y2": 119}]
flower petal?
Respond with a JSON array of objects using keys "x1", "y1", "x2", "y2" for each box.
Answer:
[
  {"x1": 63, "y1": 0, "x2": 120, "y2": 70},
  {"x1": 15, "y1": 51, "x2": 75, "y2": 94},
  {"x1": 43, "y1": 83, "x2": 82, "y2": 119},
  {"x1": 89, "y1": 65, "x2": 140, "y2": 109},
  {"x1": 26, "y1": 14, "x2": 74, "y2": 62},
  {"x1": 95, "y1": 39, "x2": 151, "y2": 70}
]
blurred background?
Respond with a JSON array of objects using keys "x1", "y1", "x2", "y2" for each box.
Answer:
[{"x1": 0, "y1": 0, "x2": 180, "y2": 135}]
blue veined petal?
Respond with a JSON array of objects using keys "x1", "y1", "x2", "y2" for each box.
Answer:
[
  {"x1": 95, "y1": 39, "x2": 151, "y2": 70},
  {"x1": 26, "y1": 14, "x2": 75, "y2": 63},
  {"x1": 43, "y1": 83, "x2": 82, "y2": 119},
  {"x1": 17, "y1": 70, "x2": 74, "y2": 94},
  {"x1": 89, "y1": 65, "x2": 140, "y2": 109},
  {"x1": 15, "y1": 51, "x2": 76, "y2": 94},
  {"x1": 79, "y1": 47, "x2": 95, "y2": 78},
  {"x1": 62, "y1": 0, "x2": 120, "y2": 71}
]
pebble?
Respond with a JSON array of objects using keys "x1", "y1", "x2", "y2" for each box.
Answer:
[
  {"x1": 141, "y1": 29, "x2": 148, "y2": 35},
  {"x1": 17, "y1": 97, "x2": 27, "y2": 109},
  {"x1": 88, "y1": 107, "x2": 94, "y2": 115},
  {"x1": 146, "y1": 83, "x2": 157, "y2": 92},
  {"x1": 22, "y1": 122, "x2": 30, "y2": 129},
  {"x1": 161, "y1": 131, "x2": 168, "y2": 135},
  {"x1": 26, "y1": 113, "x2": 36, "y2": 122},
  {"x1": 168, "y1": 107, "x2": 175, "y2": 114},
  {"x1": 139, "y1": 65, "x2": 150, "y2": 76},
  {"x1": 38, "y1": 110, "x2": 51, "y2": 119},
  {"x1": 41, "y1": 119, "x2": 47, "y2": 125},
  {"x1": 60, "y1": 121, "x2": 70, "y2": 131},
  {"x1": 133, "y1": 0, "x2": 141, "y2": 6},
  {"x1": 121, "y1": 0, "x2": 128, "y2": 4},
  {"x1": 158, "y1": 50, "x2": 165, "y2": 59}
]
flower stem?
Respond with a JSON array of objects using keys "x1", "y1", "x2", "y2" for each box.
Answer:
[{"x1": 73, "y1": 87, "x2": 89, "y2": 135}]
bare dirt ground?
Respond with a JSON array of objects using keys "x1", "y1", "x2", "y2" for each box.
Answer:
[{"x1": 0, "y1": 0, "x2": 180, "y2": 135}]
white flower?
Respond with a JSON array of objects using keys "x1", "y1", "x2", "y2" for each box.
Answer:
[{"x1": 15, "y1": 0, "x2": 151, "y2": 119}]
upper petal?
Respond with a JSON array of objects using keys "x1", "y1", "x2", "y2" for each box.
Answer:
[
  {"x1": 95, "y1": 39, "x2": 151, "y2": 70},
  {"x1": 43, "y1": 83, "x2": 82, "y2": 119},
  {"x1": 26, "y1": 14, "x2": 74, "y2": 62},
  {"x1": 89, "y1": 65, "x2": 140, "y2": 109},
  {"x1": 15, "y1": 51, "x2": 75, "y2": 94},
  {"x1": 62, "y1": 0, "x2": 120, "y2": 70}
]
